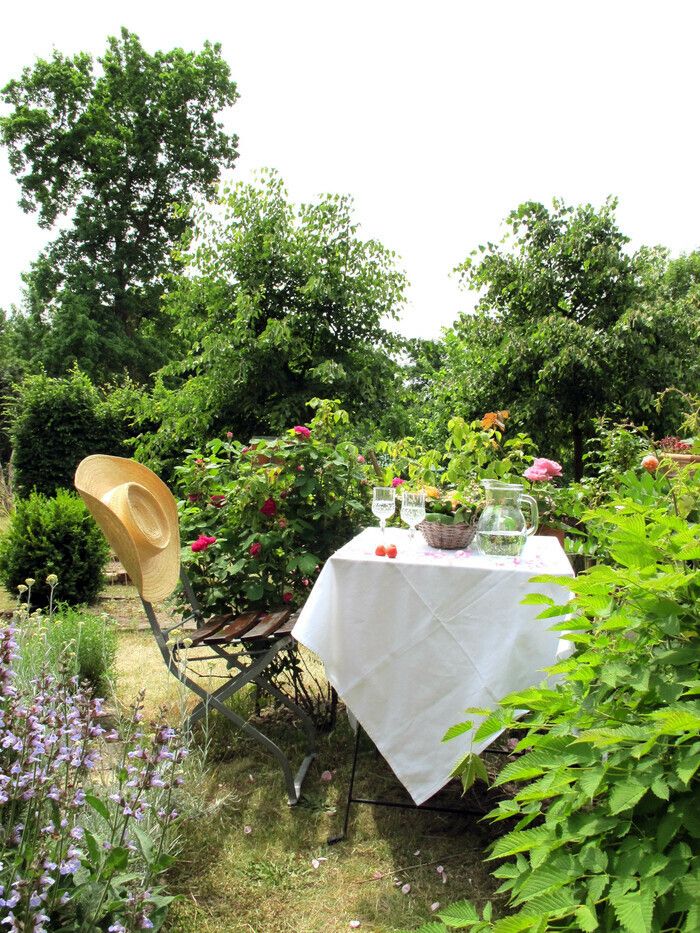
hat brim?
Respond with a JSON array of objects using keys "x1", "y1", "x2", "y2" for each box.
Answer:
[{"x1": 75, "y1": 455, "x2": 180, "y2": 602}]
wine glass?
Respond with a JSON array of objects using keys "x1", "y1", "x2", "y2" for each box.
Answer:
[
  {"x1": 372, "y1": 486, "x2": 395, "y2": 537},
  {"x1": 401, "y1": 490, "x2": 426, "y2": 543}
]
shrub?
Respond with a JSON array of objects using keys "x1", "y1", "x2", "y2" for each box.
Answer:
[
  {"x1": 0, "y1": 489, "x2": 109, "y2": 606},
  {"x1": 9, "y1": 367, "x2": 139, "y2": 497},
  {"x1": 175, "y1": 399, "x2": 371, "y2": 616},
  {"x1": 15, "y1": 604, "x2": 118, "y2": 695},
  {"x1": 428, "y1": 468, "x2": 700, "y2": 932}
]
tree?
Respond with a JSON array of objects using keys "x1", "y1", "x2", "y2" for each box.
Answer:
[
  {"x1": 0, "y1": 28, "x2": 239, "y2": 382},
  {"x1": 446, "y1": 198, "x2": 700, "y2": 478},
  {"x1": 133, "y1": 170, "x2": 408, "y2": 472}
]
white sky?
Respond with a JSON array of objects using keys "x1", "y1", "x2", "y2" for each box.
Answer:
[{"x1": 1, "y1": 0, "x2": 699, "y2": 338}]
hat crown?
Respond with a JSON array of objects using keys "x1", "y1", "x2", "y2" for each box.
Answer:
[{"x1": 106, "y1": 482, "x2": 171, "y2": 552}]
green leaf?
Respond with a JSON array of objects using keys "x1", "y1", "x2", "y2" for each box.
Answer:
[
  {"x1": 609, "y1": 780, "x2": 647, "y2": 815},
  {"x1": 677, "y1": 752, "x2": 700, "y2": 785},
  {"x1": 575, "y1": 905, "x2": 599, "y2": 931},
  {"x1": 489, "y1": 825, "x2": 551, "y2": 859},
  {"x1": 452, "y1": 752, "x2": 488, "y2": 792},
  {"x1": 438, "y1": 900, "x2": 480, "y2": 926},
  {"x1": 520, "y1": 593, "x2": 554, "y2": 606},
  {"x1": 491, "y1": 915, "x2": 540, "y2": 933},
  {"x1": 443, "y1": 721, "x2": 473, "y2": 742},
  {"x1": 610, "y1": 888, "x2": 655, "y2": 933},
  {"x1": 85, "y1": 793, "x2": 111, "y2": 822},
  {"x1": 104, "y1": 846, "x2": 129, "y2": 874}
]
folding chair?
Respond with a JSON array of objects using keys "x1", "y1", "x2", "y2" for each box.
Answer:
[
  {"x1": 75, "y1": 454, "x2": 317, "y2": 805},
  {"x1": 142, "y1": 570, "x2": 317, "y2": 805}
]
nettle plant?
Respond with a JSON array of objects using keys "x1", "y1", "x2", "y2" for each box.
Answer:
[
  {"x1": 175, "y1": 399, "x2": 371, "y2": 614},
  {"x1": 415, "y1": 489, "x2": 700, "y2": 932}
]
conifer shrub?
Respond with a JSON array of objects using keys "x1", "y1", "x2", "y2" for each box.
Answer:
[{"x1": 0, "y1": 489, "x2": 109, "y2": 607}]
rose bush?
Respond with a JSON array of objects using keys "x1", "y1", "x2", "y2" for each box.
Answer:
[{"x1": 174, "y1": 399, "x2": 372, "y2": 615}]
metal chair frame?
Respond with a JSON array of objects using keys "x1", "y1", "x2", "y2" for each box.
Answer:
[{"x1": 141, "y1": 569, "x2": 317, "y2": 805}]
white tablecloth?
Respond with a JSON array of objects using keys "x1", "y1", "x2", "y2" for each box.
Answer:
[{"x1": 292, "y1": 528, "x2": 574, "y2": 805}]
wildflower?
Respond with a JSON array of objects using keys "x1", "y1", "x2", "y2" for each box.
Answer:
[
  {"x1": 260, "y1": 498, "x2": 277, "y2": 517},
  {"x1": 642, "y1": 454, "x2": 659, "y2": 472},
  {"x1": 25, "y1": 578, "x2": 36, "y2": 587},
  {"x1": 17, "y1": 585, "x2": 27, "y2": 594},
  {"x1": 391, "y1": 477, "x2": 405, "y2": 488},
  {"x1": 249, "y1": 542, "x2": 262, "y2": 558},
  {"x1": 293, "y1": 425, "x2": 311, "y2": 438},
  {"x1": 45, "y1": 574, "x2": 58, "y2": 587}
]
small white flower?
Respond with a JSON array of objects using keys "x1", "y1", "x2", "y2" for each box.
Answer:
[{"x1": 401, "y1": 883, "x2": 411, "y2": 895}]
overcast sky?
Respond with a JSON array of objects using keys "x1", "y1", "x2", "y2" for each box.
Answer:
[{"x1": 1, "y1": 0, "x2": 699, "y2": 338}]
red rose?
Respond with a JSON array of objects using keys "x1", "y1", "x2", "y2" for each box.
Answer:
[
  {"x1": 191, "y1": 534, "x2": 217, "y2": 553},
  {"x1": 210, "y1": 495, "x2": 227, "y2": 508},
  {"x1": 187, "y1": 493, "x2": 202, "y2": 503},
  {"x1": 260, "y1": 498, "x2": 277, "y2": 517},
  {"x1": 249, "y1": 542, "x2": 262, "y2": 558},
  {"x1": 282, "y1": 591, "x2": 293, "y2": 603}
]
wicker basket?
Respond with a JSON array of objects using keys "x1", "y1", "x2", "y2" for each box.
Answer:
[{"x1": 418, "y1": 519, "x2": 476, "y2": 550}]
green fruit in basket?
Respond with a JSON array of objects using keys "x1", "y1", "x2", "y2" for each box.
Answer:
[{"x1": 424, "y1": 513, "x2": 452, "y2": 525}]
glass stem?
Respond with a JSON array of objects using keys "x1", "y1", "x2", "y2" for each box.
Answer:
[{"x1": 381, "y1": 518, "x2": 386, "y2": 537}]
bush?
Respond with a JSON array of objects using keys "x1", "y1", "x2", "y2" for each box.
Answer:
[
  {"x1": 15, "y1": 604, "x2": 118, "y2": 695},
  {"x1": 0, "y1": 489, "x2": 109, "y2": 606},
  {"x1": 176, "y1": 399, "x2": 371, "y2": 616},
  {"x1": 9, "y1": 367, "x2": 139, "y2": 497}
]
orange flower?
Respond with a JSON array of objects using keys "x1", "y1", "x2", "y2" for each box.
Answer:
[{"x1": 481, "y1": 410, "x2": 509, "y2": 430}]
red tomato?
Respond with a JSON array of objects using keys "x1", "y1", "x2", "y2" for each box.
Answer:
[
  {"x1": 375, "y1": 544, "x2": 386, "y2": 557},
  {"x1": 386, "y1": 544, "x2": 398, "y2": 558}
]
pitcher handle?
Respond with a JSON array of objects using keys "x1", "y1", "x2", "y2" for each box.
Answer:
[{"x1": 520, "y1": 494, "x2": 539, "y2": 536}]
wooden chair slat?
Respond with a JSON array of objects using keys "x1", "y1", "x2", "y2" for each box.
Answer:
[
  {"x1": 184, "y1": 612, "x2": 235, "y2": 647},
  {"x1": 204, "y1": 610, "x2": 265, "y2": 643},
  {"x1": 242, "y1": 608, "x2": 293, "y2": 639}
]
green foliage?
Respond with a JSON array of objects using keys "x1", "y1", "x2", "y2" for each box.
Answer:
[
  {"x1": 175, "y1": 399, "x2": 371, "y2": 615},
  {"x1": 15, "y1": 604, "x2": 117, "y2": 694},
  {"x1": 0, "y1": 28, "x2": 239, "y2": 382},
  {"x1": 436, "y1": 469, "x2": 700, "y2": 932},
  {"x1": 9, "y1": 368, "x2": 139, "y2": 497},
  {"x1": 0, "y1": 489, "x2": 108, "y2": 606},
  {"x1": 133, "y1": 170, "x2": 408, "y2": 473},
  {"x1": 421, "y1": 201, "x2": 700, "y2": 478}
]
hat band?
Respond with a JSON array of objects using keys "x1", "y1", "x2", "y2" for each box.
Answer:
[{"x1": 104, "y1": 482, "x2": 171, "y2": 553}]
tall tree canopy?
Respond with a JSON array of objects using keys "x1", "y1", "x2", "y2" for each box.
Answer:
[
  {"x1": 134, "y1": 170, "x2": 408, "y2": 471},
  {"x1": 0, "y1": 28, "x2": 239, "y2": 382},
  {"x1": 429, "y1": 199, "x2": 700, "y2": 478}
]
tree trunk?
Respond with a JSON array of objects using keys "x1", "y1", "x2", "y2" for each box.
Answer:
[{"x1": 572, "y1": 421, "x2": 584, "y2": 481}]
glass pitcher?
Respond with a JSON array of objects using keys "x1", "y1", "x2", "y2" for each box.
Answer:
[{"x1": 475, "y1": 480, "x2": 539, "y2": 557}]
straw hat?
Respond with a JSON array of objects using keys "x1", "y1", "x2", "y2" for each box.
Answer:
[{"x1": 74, "y1": 455, "x2": 180, "y2": 602}]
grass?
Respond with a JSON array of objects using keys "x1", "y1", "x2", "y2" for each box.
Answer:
[{"x1": 0, "y1": 561, "x2": 503, "y2": 933}]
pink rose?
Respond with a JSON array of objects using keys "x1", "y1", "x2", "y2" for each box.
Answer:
[
  {"x1": 226, "y1": 431, "x2": 233, "y2": 439},
  {"x1": 297, "y1": 465, "x2": 304, "y2": 472},
  {"x1": 191, "y1": 534, "x2": 217, "y2": 553},
  {"x1": 293, "y1": 425, "x2": 311, "y2": 438},
  {"x1": 282, "y1": 591, "x2": 293, "y2": 603},
  {"x1": 241, "y1": 446, "x2": 252, "y2": 455},
  {"x1": 260, "y1": 498, "x2": 277, "y2": 517},
  {"x1": 391, "y1": 477, "x2": 405, "y2": 488},
  {"x1": 302, "y1": 577, "x2": 310, "y2": 587},
  {"x1": 532, "y1": 457, "x2": 562, "y2": 477},
  {"x1": 357, "y1": 455, "x2": 366, "y2": 464},
  {"x1": 249, "y1": 542, "x2": 262, "y2": 558},
  {"x1": 195, "y1": 458, "x2": 205, "y2": 467},
  {"x1": 523, "y1": 466, "x2": 549, "y2": 482},
  {"x1": 278, "y1": 518, "x2": 287, "y2": 529},
  {"x1": 642, "y1": 454, "x2": 659, "y2": 472}
]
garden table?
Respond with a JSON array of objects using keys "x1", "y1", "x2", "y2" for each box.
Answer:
[{"x1": 292, "y1": 528, "x2": 574, "y2": 806}]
